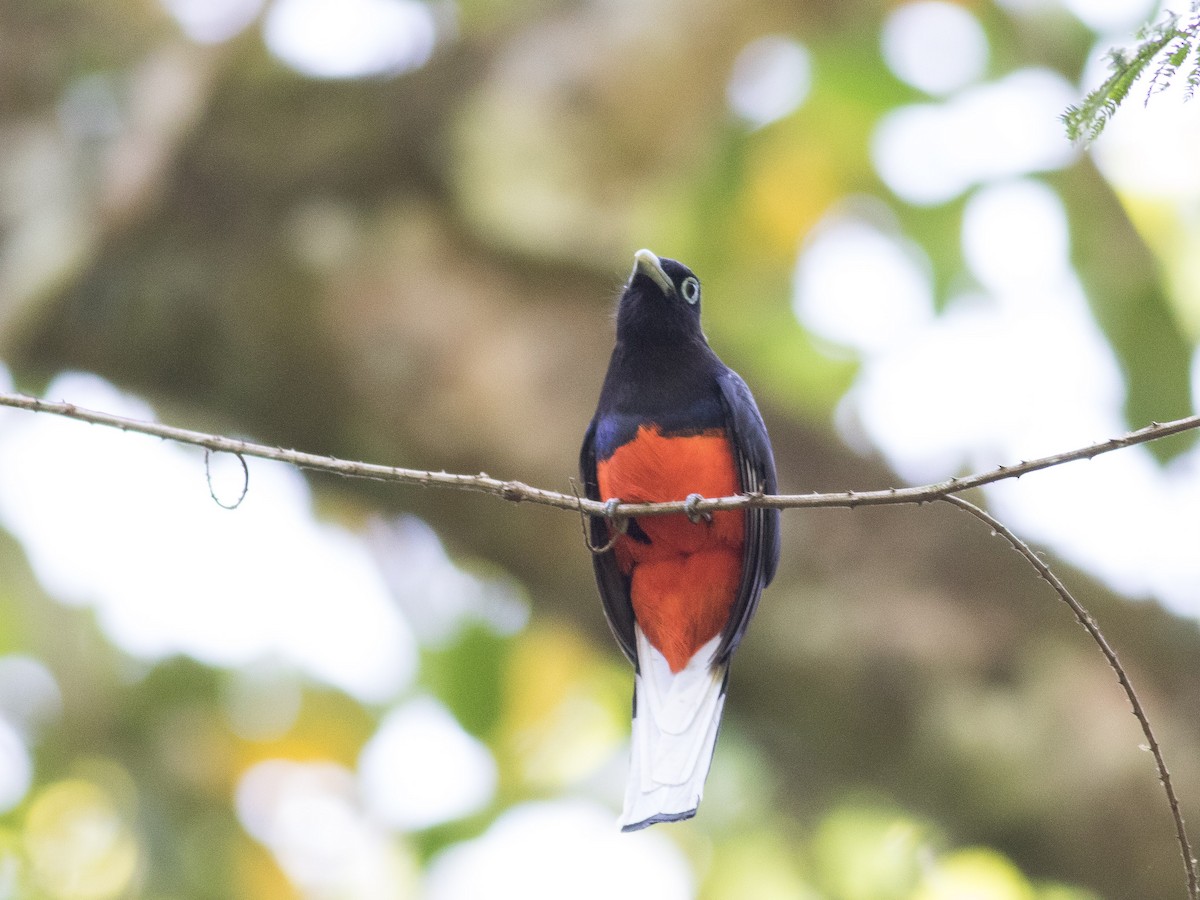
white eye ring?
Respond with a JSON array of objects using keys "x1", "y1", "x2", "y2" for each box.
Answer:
[{"x1": 681, "y1": 277, "x2": 701, "y2": 305}]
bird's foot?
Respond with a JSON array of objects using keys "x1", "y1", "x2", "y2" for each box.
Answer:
[
  {"x1": 603, "y1": 498, "x2": 629, "y2": 536},
  {"x1": 684, "y1": 493, "x2": 711, "y2": 524}
]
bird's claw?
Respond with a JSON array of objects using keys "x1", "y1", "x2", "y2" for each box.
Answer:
[
  {"x1": 684, "y1": 493, "x2": 711, "y2": 524},
  {"x1": 603, "y1": 497, "x2": 628, "y2": 535}
]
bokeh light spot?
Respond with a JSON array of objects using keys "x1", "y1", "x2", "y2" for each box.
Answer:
[
  {"x1": 503, "y1": 627, "x2": 627, "y2": 789},
  {"x1": 0, "y1": 829, "x2": 22, "y2": 897},
  {"x1": 811, "y1": 805, "x2": 928, "y2": 898},
  {"x1": 264, "y1": 0, "x2": 437, "y2": 79},
  {"x1": 223, "y1": 663, "x2": 303, "y2": 742},
  {"x1": 882, "y1": 2, "x2": 989, "y2": 96},
  {"x1": 424, "y1": 800, "x2": 693, "y2": 900},
  {"x1": 0, "y1": 719, "x2": 31, "y2": 814},
  {"x1": 0, "y1": 373, "x2": 417, "y2": 704},
  {"x1": 961, "y1": 178, "x2": 1070, "y2": 295},
  {"x1": 727, "y1": 36, "x2": 812, "y2": 128},
  {"x1": 0, "y1": 656, "x2": 62, "y2": 740},
  {"x1": 793, "y1": 207, "x2": 934, "y2": 353},
  {"x1": 368, "y1": 515, "x2": 529, "y2": 647},
  {"x1": 872, "y1": 69, "x2": 1077, "y2": 205},
  {"x1": 237, "y1": 759, "x2": 416, "y2": 895},
  {"x1": 358, "y1": 696, "x2": 497, "y2": 830},
  {"x1": 160, "y1": 0, "x2": 264, "y2": 43},
  {"x1": 24, "y1": 780, "x2": 138, "y2": 900},
  {"x1": 1061, "y1": 0, "x2": 1157, "y2": 34},
  {"x1": 913, "y1": 846, "x2": 1034, "y2": 900}
]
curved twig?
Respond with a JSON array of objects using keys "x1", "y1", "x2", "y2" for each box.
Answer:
[
  {"x1": 941, "y1": 493, "x2": 1198, "y2": 900},
  {"x1": 204, "y1": 449, "x2": 249, "y2": 510},
  {"x1": 568, "y1": 478, "x2": 625, "y2": 554}
]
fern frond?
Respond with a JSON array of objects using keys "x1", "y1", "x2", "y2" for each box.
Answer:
[
  {"x1": 1062, "y1": 4, "x2": 1200, "y2": 144},
  {"x1": 1188, "y1": 49, "x2": 1200, "y2": 100},
  {"x1": 1188, "y1": 13, "x2": 1200, "y2": 100},
  {"x1": 1149, "y1": 35, "x2": 1194, "y2": 98},
  {"x1": 1063, "y1": 25, "x2": 1178, "y2": 142}
]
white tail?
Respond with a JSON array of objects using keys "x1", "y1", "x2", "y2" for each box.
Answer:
[{"x1": 619, "y1": 627, "x2": 726, "y2": 831}]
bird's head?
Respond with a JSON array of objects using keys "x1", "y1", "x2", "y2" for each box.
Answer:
[{"x1": 616, "y1": 249, "x2": 706, "y2": 346}]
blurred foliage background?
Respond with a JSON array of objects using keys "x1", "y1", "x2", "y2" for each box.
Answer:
[{"x1": 1, "y1": 0, "x2": 1200, "y2": 897}]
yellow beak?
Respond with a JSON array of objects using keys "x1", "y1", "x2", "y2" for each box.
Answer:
[{"x1": 632, "y1": 248, "x2": 673, "y2": 296}]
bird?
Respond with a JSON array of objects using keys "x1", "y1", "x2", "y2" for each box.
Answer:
[{"x1": 580, "y1": 248, "x2": 780, "y2": 831}]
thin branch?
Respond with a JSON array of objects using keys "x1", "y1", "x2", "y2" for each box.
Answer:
[
  {"x1": 1, "y1": 389, "x2": 1198, "y2": 888},
  {"x1": 0, "y1": 391, "x2": 1198, "y2": 519},
  {"x1": 941, "y1": 494, "x2": 1198, "y2": 900}
]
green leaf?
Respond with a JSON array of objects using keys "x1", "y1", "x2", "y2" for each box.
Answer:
[{"x1": 1062, "y1": 15, "x2": 1186, "y2": 143}]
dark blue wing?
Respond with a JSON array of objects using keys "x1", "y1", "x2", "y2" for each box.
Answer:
[
  {"x1": 714, "y1": 368, "x2": 780, "y2": 665},
  {"x1": 580, "y1": 416, "x2": 638, "y2": 664}
]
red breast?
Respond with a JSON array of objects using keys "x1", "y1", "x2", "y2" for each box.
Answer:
[{"x1": 595, "y1": 425, "x2": 744, "y2": 672}]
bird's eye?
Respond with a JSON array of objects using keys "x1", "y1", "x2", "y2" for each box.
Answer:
[{"x1": 681, "y1": 277, "x2": 700, "y2": 305}]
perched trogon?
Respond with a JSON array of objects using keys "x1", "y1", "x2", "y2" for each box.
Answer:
[{"x1": 580, "y1": 249, "x2": 780, "y2": 831}]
